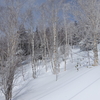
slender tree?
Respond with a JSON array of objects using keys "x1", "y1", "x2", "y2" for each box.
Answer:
[
  {"x1": 0, "y1": 0, "x2": 23, "y2": 100},
  {"x1": 77, "y1": 0, "x2": 100, "y2": 66}
]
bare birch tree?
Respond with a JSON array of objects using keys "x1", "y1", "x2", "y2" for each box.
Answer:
[
  {"x1": 67, "y1": 0, "x2": 100, "y2": 66},
  {"x1": 77, "y1": 0, "x2": 100, "y2": 66},
  {"x1": 26, "y1": 6, "x2": 37, "y2": 78},
  {"x1": 63, "y1": 4, "x2": 68, "y2": 71},
  {"x1": 40, "y1": 4, "x2": 48, "y2": 72},
  {"x1": 0, "y1": 0, "x2": 23, "y2": 100},
  {"x1": 47, "y1": 0, "x2": 63, "y2": 81}
]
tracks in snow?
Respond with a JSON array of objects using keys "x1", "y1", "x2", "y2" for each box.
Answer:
[{"x1": 35, "y1": 66, "x2": 99, "y2": 100}]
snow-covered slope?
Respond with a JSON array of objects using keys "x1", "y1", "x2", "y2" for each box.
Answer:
[{"x1": 0, "y1": 48, "x2": 100, "y2": 100}]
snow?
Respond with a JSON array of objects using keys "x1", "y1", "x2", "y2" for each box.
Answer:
[{"x1": 0, "y1": 47, "x2": 100, "y2": 100}]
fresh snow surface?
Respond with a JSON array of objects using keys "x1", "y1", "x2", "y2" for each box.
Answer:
[{"x1": 0, "y1": 48, "x2": 100, "y2": 100}]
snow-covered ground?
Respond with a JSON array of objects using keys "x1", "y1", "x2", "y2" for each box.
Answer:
[{"x1": 0, "y1": 47, "x2": 100, "y2": 100}]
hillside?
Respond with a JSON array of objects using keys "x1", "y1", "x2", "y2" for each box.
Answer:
[{"x1": 0, "y1": 47, "x2": 99, "y2": 100}]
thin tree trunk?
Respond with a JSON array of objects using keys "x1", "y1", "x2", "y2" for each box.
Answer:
[
  {"x1": 31, "y1": 32, "x2": 37, "y2": 78},
  {"x1": 5, "y1": 65, "x2": 15, "y2": 100},
  {"x1": 93, "y1": 33, "x2": 98, "y2": 66},
  {"x1": 42, "y1": 11, "x2": 47, "y2": 72},
  {"x1": 63, "y1": 6, "x2": 67, "y2": 71}
]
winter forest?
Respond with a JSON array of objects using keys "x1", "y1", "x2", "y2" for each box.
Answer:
[{"x1": 0, "y1": 0, "x2": 100, "y2": 100}]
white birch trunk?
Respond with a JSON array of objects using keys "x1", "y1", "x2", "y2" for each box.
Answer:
[
  {"x1": 63, "y1": 6, "x2": 68, "y2": 71},
  {"x1": 31, "y1": 32, "x2": 37, "y2": 78}
]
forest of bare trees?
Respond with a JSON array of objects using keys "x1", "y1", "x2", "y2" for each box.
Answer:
[{"x1": 0, "y1": 0, "x2": 100, "y2": 100}]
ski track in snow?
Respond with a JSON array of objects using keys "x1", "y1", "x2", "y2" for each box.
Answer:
[
  {"x1": 35, "y1": 66, "x2": 100, "y2": 100},
  {"x1": 69, "y1": 77, "x2": 100, "y2": 100}
]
